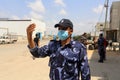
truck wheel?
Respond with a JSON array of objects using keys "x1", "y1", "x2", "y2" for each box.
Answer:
[
  {"x1": 2, "y1": 41, "x2": 5, "y2": 44},
  {"x1": 12, "y1": 41, "x2": 14, "y2": 43}
]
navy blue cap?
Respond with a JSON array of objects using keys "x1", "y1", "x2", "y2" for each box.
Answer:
[{"x1": 54, "y1": 19, "x2": 73, "y2": 29}]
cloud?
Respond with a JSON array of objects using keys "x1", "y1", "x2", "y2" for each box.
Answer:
[
  {"x1": 54, "y1": 0, "x2": 65, "y2": 7},
  {"x1": 73, "y1": 20, "x2": 97, "y2": 35},
  {"x1": 27, "y1": 0, "x2": 45, "y2": 20},
  {"x1": 93, "y1": 5, "x2": 104, "y2": 14},
  {"x1": 29, "y1": 11, "x2": 43, "y2": 20},
  {"x1": 0, "y1": 11, "x2": 21, "y2": 20},
  {"x1": 59, "y1": 9, "x2": 67, "y2": 15},
  {"x1": 27, "y1": 0, "x2": 45, "y2": 13}
]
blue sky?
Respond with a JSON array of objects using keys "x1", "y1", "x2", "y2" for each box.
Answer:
[{"x1": 0, "y1": 0, "x2": 119, "y2": 35}]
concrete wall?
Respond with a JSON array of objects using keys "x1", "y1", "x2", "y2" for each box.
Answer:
[
  {"x1": 110, "y1": 1, "x2": 120, "y2": 30},
  {"x1": 110, "y1": 1, "x2": 120, "y2": 42}
]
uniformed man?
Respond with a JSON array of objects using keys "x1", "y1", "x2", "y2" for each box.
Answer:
[
  {"x1": 26, "y1": 18, "x2": 91, "y2": 80},
  {"x1": 34, "y1": 33, "x2": 40, "y2": 46},
  {"x1": 98, "y1": 33, "x2": 105, "y2": 63}
]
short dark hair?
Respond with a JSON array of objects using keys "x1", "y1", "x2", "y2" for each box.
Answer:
[{"x1": 99, "y1": 33, "x2": 103, "y2": 37}]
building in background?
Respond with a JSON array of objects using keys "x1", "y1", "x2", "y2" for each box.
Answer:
[
  {"x1": 0, "y1": 18, "x2": 46, "y2": 40},
  {"x1": 109, "y1": 1, "x2": 120, "y2": 42},
  {"x1": 95, "y1": 22, "x2": 109, "y2": 37}
]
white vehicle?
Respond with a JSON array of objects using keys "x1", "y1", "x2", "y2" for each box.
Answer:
[{"x1": 0, "y1": 35, "x2": 17, "y2": 44}]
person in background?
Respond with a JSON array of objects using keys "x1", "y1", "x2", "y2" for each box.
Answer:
[
  {"x1": 34, "y1": 33, "x2": 40, "y2": 47},
  {"x1": 97, "y1": 33, "x2": 105, "y2": 63},
  {"x1": 79, "y1": 33, "x2": 87, "y2": 47},
  {"x1": 32, "y1": 33, "x2": 40, "y2": 60},
  {"x1": 26, "y1": 18, "x2": 91, "y2": 80},
  {"x1": 79, "y1": 36, "x2": 87, "y2": 47}
]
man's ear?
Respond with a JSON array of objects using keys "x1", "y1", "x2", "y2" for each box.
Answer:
[
  {"x1": 71, "y1": 29, "x2": 73, "y2": 32},
  {"x1": 70, "y1": 29, "x2": 73, "y2": 32},
  {"x1": 68, "y1": 27, "x2": 73, "y2": 34},
  {"x1": 69, "y1": 29, "x2": 73, "y2": 35}
]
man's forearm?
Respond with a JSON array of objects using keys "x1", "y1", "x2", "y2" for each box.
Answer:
[
  {"x1": 26, "y1": 23, "x2": 37, "y2": 49},
  {"x1": 27, "y1": 33, "x2": 35, "y2": 48}
]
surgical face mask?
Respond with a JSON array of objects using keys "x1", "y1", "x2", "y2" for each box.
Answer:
[{"x1": 57, "y1": 30, "x2": 69, "y2": 40}]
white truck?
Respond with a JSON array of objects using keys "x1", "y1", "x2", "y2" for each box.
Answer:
[{"x1": 0, "y1": 35, "x2": 17, "y2": 44}]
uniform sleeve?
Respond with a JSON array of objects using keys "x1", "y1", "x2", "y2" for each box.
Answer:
[
  {"x1": 28, "y1": 42, "x2": 52, "y2": 58},
  {"x1": 79, "y1": 47, "x2": 91, "y2": 80}
]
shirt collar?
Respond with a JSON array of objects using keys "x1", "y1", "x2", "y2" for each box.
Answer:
[{"x1": 58, "y1": 40, "x2": 73, "y2": 49}]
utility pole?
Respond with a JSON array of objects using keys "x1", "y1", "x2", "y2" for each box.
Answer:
[
  {"x1": 104, "y1": 0, "x2": 109, "y2": 37},
  {"x1": 119, "y1": 14, "x2": 120, "y2": 52},
  {"x1": 94, "y1": 26, "x2": 96, "y2": 37}
]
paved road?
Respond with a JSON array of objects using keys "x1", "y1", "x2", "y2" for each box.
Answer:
[
  {"x1": 88, "y1": 50, "x2": 120, "y2": 80},
  {"x1": 0, "y1": 40, "x2": 120, "y2": 80}
]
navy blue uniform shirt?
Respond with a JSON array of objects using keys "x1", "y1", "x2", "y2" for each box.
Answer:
[
  {"x1": 28, "y1": 40, "x2": 90, "y2": 80},
  {"x1": 98, "y1": 37, "x2": 105, "y2": 49}
]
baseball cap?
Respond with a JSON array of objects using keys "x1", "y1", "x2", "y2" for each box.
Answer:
[{"x1": 54, "y1": 19, "x2": 73, "y2": 29}]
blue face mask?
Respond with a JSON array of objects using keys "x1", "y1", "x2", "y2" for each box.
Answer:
[{"x1": 57, "y1": 30, "x2": 69, "y2": 40}]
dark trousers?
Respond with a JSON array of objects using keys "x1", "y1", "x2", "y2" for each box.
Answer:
[{"x1": 98, "y1": 47, "x2": 105, "y2": 62}]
